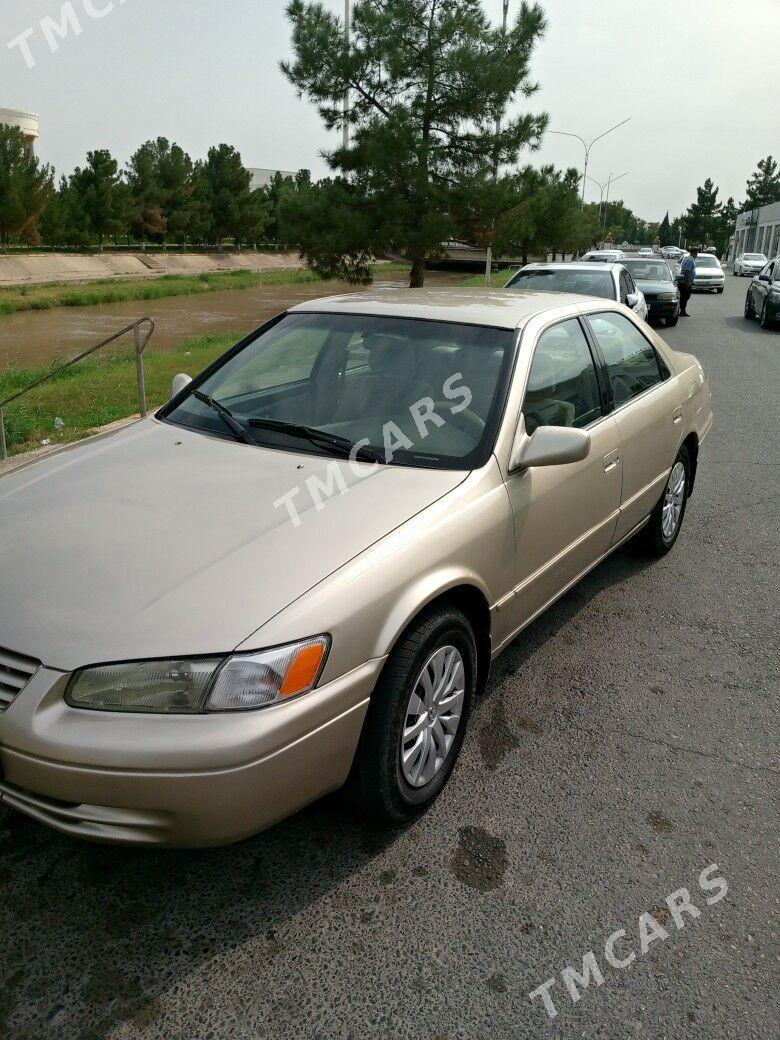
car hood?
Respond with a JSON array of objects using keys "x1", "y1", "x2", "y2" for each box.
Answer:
[
  {"x1": 634, "y1": 279, "x2": 678, "y2": 295},
  {"x1": 0, "y1": 419, "x2": 466, "y2": 670}
]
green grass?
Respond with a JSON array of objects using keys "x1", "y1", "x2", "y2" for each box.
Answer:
[
  {"x1": 0, "y1": 263, "x2": 411, "y2": 317},
  {"x1": 460, "y1": 269, "x2": 519, "y2": 288},
  {"x1": 0, "y1": 332, "x2": 240, "y2": 457}
]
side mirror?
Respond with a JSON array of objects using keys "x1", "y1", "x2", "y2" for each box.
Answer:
[
  {"x1": 626, "y1": 292, "x2": 640, "y2": 309},
  {"x1": 510, "y1": 422, "x2": 591, "y2": 472},
  {"x1": 759, "y1": 274, "x2": 770, "y2": 282},
  {"x1": 170, "y1": 373, "x2": 192, "y2": 400}
]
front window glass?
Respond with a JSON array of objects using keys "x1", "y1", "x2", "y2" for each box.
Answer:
[
  {"x1": 621, "y1": 260, "x2": 674, "y2": 282},
  {"x1": 587, "y1": 312, "x2": 663, "y2": 406},
  {"x1": 695, "y1": 256, "x2": 720, "y2": 268},
  {"x1": 507, "y1": 268, "x2": 615, "y2": 299},
  {"x1": 163, "y1": 312, "x2": 514, "y2": 470},
  {"x1": 523, "y1": 319, "x2": 602, "y2": 434}
]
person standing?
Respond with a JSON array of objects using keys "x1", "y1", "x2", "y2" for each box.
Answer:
[{"x1": 678, "y1": 247, "x2": 697, "y2": 317}]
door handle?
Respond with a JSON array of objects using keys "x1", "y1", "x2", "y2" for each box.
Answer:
[
  {"x1": 672, "y1": 406, "x2": 683, "y2": 425},
  {"x1": 603, "y1": 449, "x2": 619, "y2": 473}
]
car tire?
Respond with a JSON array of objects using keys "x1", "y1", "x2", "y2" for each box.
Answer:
[
  {"x1": 666, "y1": 313, "x2": 679, "y2": 327},
  {"x1": 348, "y1": 604, "x2": 476, "y2": 821},
  {"x1": 717, "y1": 287, "x2": 724, "y2": 294},
  {"x1": 637, "y1": 445, "x2": 691, "y2": 557},
  {"x1": 745, "y1": 292, "x2": 755, "y2": 319},
  {"x1": 760, "y1": 300, "x2": 774, "y2": 330}
]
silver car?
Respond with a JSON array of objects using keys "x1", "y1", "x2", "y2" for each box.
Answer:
[{"x1": 0, "y1": 289, "x2": 712, "y2": 847}]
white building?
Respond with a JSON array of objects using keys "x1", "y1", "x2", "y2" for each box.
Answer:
[
  {"x1": 733, "y1": 201, "x2": 780, "y2": 261},
  {"x1": 0, "y1": 108, "x2": 39, "y2": 155},
  {"x1": 249, "y1": 168, "x2": 297, "y2": 190}
]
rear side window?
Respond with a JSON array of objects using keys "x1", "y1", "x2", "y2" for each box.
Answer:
[
  {"x1": 523, "y1": 319, "x2": 603, "y2": 434},
  {"x1": 586, "y1": 312, "x2": 664, "y2": 406}
]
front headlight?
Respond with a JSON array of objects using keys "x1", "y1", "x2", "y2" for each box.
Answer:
[
  {"x1": 65, "y1": 636, "x2": 330, "y2": 714},
  {"x1": 659, "y1": 292, "x2": 678, "y2": 301}
]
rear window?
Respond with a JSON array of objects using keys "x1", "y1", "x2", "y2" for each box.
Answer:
[
  {"x1": 621, "y1": 260, "x2": 673, "y2": 282},
  {"x1": 507, "y1": 268, "x2": 615, "y2": 300}
]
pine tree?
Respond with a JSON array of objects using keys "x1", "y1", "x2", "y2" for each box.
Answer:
[
  {"x1": 683, "y1": 179, "x2": 722, "y2": 248},
  {"x1": 69, "y1": 150, "x2": 128, "y2": 250},
  {"x1": 191, "y1": 145, "x2": 269, "y2": 248},
  {"x1": 659, "y1": 212, "x2": 671, "y2": 246},
  {"x1": 281, "y1": 0, "x2": 548, "y2": 286},
  {"x1": 744, "y1": 156, "x2": 780, "y2": 210},
  {"x1": 0, "y1": 125, "x2": 54, "y2": 247}
]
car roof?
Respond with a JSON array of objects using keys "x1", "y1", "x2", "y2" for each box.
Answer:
[
  {"x1": 289, "y1": 287, "x2": 606, "y2": 330},
  {"x1": 520, "y1": 262, "x2": 620, "y2": 272}
]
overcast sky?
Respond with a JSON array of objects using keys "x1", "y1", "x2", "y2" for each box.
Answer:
[{"x1": 1, "y1": 0, "x2": 778, "y2": 219}]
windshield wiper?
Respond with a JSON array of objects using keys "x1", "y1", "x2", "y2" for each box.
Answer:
[
  {"x1": 248, "y1": 417, "x2": 386, "y2": 463},
  {"x1": 192, "y1": 390, "x2": 256, "y2": 446}
]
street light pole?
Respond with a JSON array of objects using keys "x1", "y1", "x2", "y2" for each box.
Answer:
[
  {"x1": 343, "y1": 0, "x2": 351, "y2": 150},
  {"x1": 601, "y1": 170, "x2": 629, "y2": 240},
  {"x1": 548, "y1": 117, "x2": 631, "y2": 206},
  {"x1": 485, "y1": 0, "x2": 510, "y2": 284}
]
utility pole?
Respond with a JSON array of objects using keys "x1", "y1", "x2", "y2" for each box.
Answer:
[
  {"x1": 485, "y1": 0, "x2": 510, "y2": 285},
  {"x1": 548, "y1": 117, "x2": 631, "y2": 206},
  {"x1": 343, "y1": 0, "x2": 351, "y2": 150}
]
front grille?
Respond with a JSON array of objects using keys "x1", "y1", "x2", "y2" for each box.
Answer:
[
  {"x1": 644, "y1": 292, "x2": 658, "y2": 302},
  {"x1": 0, "y1": 647, "x2": 41, "y2": 712}
]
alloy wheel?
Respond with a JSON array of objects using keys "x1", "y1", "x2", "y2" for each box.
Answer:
[
  {"x1": 661, "y1": 461, "x2": 686, "y2": 540},
  {"x1": 400, "y1": 645, "x2": 465, "y2": 788}
]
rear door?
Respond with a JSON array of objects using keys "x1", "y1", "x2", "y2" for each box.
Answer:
[{"x1": 585, "y1": 310, "x2": 683, "y2": 543}]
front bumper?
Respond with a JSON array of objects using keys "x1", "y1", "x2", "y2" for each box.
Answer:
[
  {"x1": 0, "y1": 660, "x2": 381, "y2": 847},
  {"x1": 646, "y1": 299, "x2": 679, "y2": 318},
  {"x1": 693, "y1": 278, "x2": 725, "y2": 291}
]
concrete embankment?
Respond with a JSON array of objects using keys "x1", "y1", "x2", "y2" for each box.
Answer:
[{"x1": 0, "y1": 250, "x2": 304, "y2": 288}]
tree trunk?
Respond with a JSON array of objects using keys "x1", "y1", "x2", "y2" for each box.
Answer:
[{"x1": 409, "y1": 256, "x2": 426, "y2": 288}]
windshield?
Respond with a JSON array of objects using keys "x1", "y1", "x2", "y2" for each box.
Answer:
[
  {"x1": 620, "y1": 260, "x2": 674, "y2": 282},
  {"x1": 744, "y1": 254, "x2": 766, "y2": 261},
  {"x1": 162, "y1": 312, "x2": 514, "y2": 470},
  {"x1": 507, "y1": 268, "x2": 615, "y2": 299},
  {"x1": 695, "y1": 255, "x2": 720, "y2": 268}
]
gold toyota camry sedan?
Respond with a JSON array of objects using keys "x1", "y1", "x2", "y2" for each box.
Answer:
[{"x1": 0, "y1": 289, "x2": 712, "y2": 846}]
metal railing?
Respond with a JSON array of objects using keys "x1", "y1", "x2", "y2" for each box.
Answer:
[{"x1": 0, "y1": 317, "x2": 155, "y2": 461}]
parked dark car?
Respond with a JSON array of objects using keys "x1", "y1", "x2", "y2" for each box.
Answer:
[
  {"x1": 619, "y1": 257, "x2": 681, "y2": 327},
  {"x1": 744, "y1": 258, "x2": 780, "y2": 329}
]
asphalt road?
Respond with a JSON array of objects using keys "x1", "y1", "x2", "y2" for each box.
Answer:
[{"x1": 1, "y1": 273, "x2": 778, "y2": 1040}]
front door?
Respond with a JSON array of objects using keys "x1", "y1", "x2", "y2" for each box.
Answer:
[
  {"x1": 585, "y1": 310, "x2": 683, "y2": 542},
  {"x1": 504, "y1": 317, "x2": 622, "y2": 628}
]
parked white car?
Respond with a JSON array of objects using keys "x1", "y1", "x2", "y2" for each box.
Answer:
[
  {"x1": 692, "y1": 254, "x2": 725, "y2": 293},
  {"x1": 581, "y1": 249, "x2": 627, "y2": 263},
  {"x1": 505, "y1": 262, "x2": 648, "y2": 322},
  {"x1": 734, "y1": 253, "x2": 768, "y2": 277}
]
